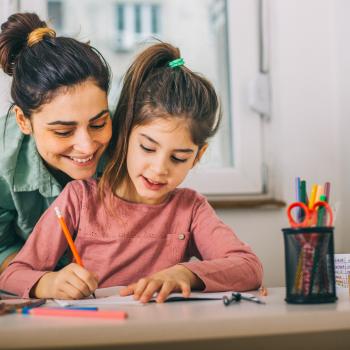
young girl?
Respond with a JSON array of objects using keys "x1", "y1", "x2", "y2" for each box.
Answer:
[{"x1": 0, "y1": 43, "x2": 263, "y2": 303}]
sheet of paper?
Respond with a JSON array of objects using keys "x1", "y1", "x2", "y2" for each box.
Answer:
[
  {"x1": 335, "y1": 254, "x2": 350, "y2": 290},
  {"x1": 54, "y1": 290, "x2": 230, "y2": 307}
]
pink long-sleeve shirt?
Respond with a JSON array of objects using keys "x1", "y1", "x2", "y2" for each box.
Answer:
[{"x1": 0, "y1": 179, "x2": 263, "y2": 298}]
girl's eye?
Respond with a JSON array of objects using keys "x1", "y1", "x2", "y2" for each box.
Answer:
[
  {"x1": 90, "y1": 122, "x2": 107, "y2": 129},
  {"x1": 140, "y1": 144, "x2": 155, "y2": 152},
  {"x1": 171, "y1": 156, "x2": 187, "y2": 163},
  {"x1": 53, "y1": 130, "x2": 73, "y2": 137}
]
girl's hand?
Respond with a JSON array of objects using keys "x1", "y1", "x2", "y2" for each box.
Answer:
[
  {"x1": 31, "y1": 263, "x2": 98, "y2": 299},
  {"x1": 119, "y1": 265, "x2": 204, "y2": 303}
]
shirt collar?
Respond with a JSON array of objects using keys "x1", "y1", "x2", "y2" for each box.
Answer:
[{"x1": 13, "y1": 135, "x2": 62, "y2": 197}]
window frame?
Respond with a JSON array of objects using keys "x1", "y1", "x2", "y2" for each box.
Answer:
[
  {"x1": 3, "y1": 0, "x2": 264, "y2": 196},
  {"x1": 182, "y1": 0, "x2": 263, "y2": 195}
]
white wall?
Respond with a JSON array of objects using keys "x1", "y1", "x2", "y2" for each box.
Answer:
[{"x1": 217, "y1": 0, "x2": 349, "y2": 287}]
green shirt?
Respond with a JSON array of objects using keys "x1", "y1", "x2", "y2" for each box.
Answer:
[{"x1": 0, "y1": 115, "x2": 104, "y2": 266}]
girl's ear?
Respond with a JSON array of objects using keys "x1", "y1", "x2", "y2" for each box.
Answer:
[
  {"x1": 14, "y1": 106, "x2": 32, "y2": 135},
  {"x1": 192, "y1": 144, "x2": 208, "y2": 168}
]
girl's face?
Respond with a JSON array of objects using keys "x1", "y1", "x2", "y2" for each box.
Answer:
[
  {"x1": 122, "y1": 117, "x2": 207, "y2": 205},
  {"x1": 15, "y1": 80, "x2": 112, "y2": 180}
]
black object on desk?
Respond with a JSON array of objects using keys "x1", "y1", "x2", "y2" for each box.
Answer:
[{"x1": 223, "y1": 292, "x2": 265, "y2": 306}]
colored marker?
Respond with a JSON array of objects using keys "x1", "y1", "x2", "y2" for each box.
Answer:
[
  {"x1": 21, "y1": 308, "x2": 127, "y2": 319},
  {"x1": 309, "y1": 184, "x2": 318, "y2": 209},
  {"x1": 324, "y1": 182, "x2": 331, "y2": 202}
]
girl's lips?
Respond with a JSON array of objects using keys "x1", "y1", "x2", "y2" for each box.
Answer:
[{"x1": 141, "y1": 176, "x2": 166, "y2": 191}]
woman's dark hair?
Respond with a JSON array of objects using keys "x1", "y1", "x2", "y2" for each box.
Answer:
[
  {"x1": 100, "y1": 42, "x2": 221, "y2": 196},
  {"x1": 0, "y1": 12, "x2": 110, "y2": 118}
]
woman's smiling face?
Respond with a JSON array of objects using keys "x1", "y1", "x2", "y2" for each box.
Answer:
[{"x1": 15, "y1": 80, "x2": 112, "y2": 180}]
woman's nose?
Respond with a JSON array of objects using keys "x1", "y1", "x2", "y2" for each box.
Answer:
[{"x1": 73, "y1": 130, "x2": 96, "y2": 154}]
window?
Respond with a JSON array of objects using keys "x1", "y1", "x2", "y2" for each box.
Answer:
[
  {"x1": 48, "y1": 0, "x2": 63, "y2": 32},
  {"x1": 2, "y1": 0, "x2": 264, "y2": 196},
  {"x1": 114, "y1": 2, "x2": 161, "y2": 52}
]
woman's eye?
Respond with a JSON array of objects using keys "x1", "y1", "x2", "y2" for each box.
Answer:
[
  {"x1": 90, "y1": 122, "x2": 107, "y2": 129},
  {"x1": 53, "y1": 130, "x2": 73, "y2": 137},
  {"x1": 140, "y1": 144, "x2": 155, "y2": 152},
  {"x1": 171, "y1": 156, "x2": 187, "y2": 163}
]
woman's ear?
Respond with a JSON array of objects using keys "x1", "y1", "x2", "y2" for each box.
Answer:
[
  {"x1": 14, "y1": 106, "x2": 32, "y2": 135},
  {"x1": 192, "y1": 144, "x2": 208, "y2": 168}
]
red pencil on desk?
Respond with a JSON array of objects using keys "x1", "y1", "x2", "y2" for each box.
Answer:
[
  {"x1": 21, "y1": 308, "x2": 127, "y2": 319},
  {"x1": 54, "y1": 207, "x2": 96, "y2": 298}
]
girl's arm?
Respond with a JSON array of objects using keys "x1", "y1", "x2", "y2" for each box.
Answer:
[
  {"x1": 0, "y1": 181, "x2": 95, "y2": 298},
  {"x1": 181, "y1": 196, "x2": 263, "y2": 292}
]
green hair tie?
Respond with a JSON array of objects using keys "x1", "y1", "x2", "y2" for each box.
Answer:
[{"x1": 168, "y1": 58, "x2": 185, "y2": 68}]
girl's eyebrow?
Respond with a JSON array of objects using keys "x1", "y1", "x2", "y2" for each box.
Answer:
[
  {"x1": 140, "y1": 133, "x2": 195, "y2": 153},
  {"x1": 46, "y1": 109, "x2": 109, "y2": 126}
]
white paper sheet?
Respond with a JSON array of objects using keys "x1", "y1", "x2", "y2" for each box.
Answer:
[{"x1": 54, "y1": 290, "x2": 229, "y2": 307}]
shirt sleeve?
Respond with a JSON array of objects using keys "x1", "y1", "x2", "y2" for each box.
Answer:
[
  {"x1": 0, "y1": 207, "x2": 23, "y2": 267},
  {"x1": 180, "y1": 195, "x2": 263, "y2": 292},
  {"x1": 0, "y1": 181, "x2": 83, "y2": 298},
  {"x1": 0, "y1": 176, "x2": 23, "y2": 267}
]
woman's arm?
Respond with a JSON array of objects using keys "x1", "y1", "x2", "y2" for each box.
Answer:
[
  {"x1": 0, "y1": 181, "x2": 84, "y2": 297},
  {"x1": 0, "y1": 252, "x2": 17, "y2": 274},
  {"x1": 0, "y1": 180, "x2": 23, "y2": 273}
]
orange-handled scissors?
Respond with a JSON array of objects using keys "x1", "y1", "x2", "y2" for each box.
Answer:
[{"x1": 287, "y1": 201, "x2": 333, "y2": 228}]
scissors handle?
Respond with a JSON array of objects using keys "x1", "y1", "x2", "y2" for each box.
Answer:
[
  {"x1": 312, "y1": 201, "x2": 333, "y2": 226},
  {"x1": 287, "y1": 201, "x2": 333, "y2": 228},
  {"x1": 287, "y1": 202, "x2": 311, "y2": 228}
]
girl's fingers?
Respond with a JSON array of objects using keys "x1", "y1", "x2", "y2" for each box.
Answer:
[
  {"x1": 133, "y1": 278, "x2": 149, "y2": 300},
  {"x1": 156, "y1": 281, "x2": 176, "y2": 303},
  {"x1": 58, "y1": 281, "x2": 86, "y2": 300},
  {"x1": 64, "y1": 273, "x2": 92, "y2": 298},
  {"x1": 139, "y1": 280, "x2": 162, "y2": 303},
  {"x1": 119, "y1": 284, "x2": 136, "y2": 296},
  {"x1": 179, "y1": 281, "x2": 191, "y2": 298},
  {"x1": 69, "y1": 264, "x2": 98, "y2": 295}
]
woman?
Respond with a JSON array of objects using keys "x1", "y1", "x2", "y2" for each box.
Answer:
[{"x1": 0, "y1": 12, "x2": 112, "y2": 273}]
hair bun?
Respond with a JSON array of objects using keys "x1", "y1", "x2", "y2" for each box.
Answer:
[{"x1": 0, "y1": 12, "x2": 47, "y2": 76}]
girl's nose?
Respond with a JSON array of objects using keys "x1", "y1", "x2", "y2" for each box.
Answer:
[{"x1": 152, "y1": 157, "x2": 169, "y2": 176}]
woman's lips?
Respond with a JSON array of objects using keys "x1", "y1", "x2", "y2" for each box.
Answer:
[{"x1": 64, "y1": 153, "x2": 96, "y2": 167}]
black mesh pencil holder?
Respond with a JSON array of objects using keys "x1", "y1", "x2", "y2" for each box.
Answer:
[{"x1": 282, "y1": 226, "x2": 337, "y2": 304}]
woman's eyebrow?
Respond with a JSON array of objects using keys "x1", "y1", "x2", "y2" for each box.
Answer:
[
  {"x1": 140, "y1": 133, "x2": 194, "y2": 153},
  {"x1": 46, "y1": 109, "x2": 109, "y2": 126}
]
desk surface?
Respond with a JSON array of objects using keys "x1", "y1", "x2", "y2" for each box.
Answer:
[{"x1": 1, "y1": 287, "x2": 350, "y2": 350}]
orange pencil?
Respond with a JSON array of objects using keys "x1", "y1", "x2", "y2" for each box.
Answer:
[
  {"x1": 54, "y1": 207, "x2": 96, "y2": 298},
  {"x1": 54, "y1": 207, "x2": 83, "y2": 266}
]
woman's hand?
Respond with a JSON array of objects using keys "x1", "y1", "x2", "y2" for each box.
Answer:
[
  {"x1": 31, "y1": 263, "x2": 98, "y2": 299},
  {"x1": 119, "y1": 265, "x2": 204, "y2": 303}
]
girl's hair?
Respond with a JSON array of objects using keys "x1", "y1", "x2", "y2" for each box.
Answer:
[
  {"x1": 0, "y1": 12, "x2": 110, "y2": 118},
  {"x1": 100, "y1": 42, "x2": 221, "y2": 196}
]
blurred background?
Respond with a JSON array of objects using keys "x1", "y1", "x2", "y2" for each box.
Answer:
[{"x1": 1, "y1": 0, "x2": 349, "y2": 287}]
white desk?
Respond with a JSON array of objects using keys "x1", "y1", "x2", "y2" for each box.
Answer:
[{"x1": 1, "y1": 287, "x2": 350, "y2": 350}]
